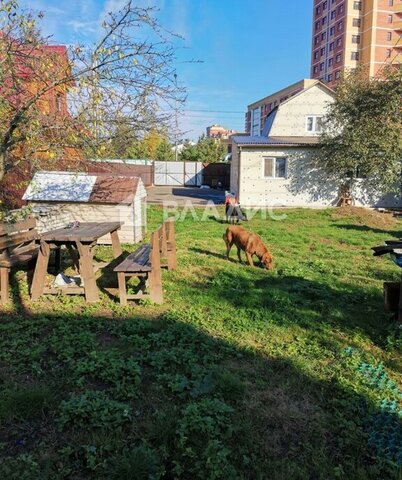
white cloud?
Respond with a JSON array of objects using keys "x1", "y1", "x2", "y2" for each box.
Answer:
[{"x1": 67, "y1": 19, "x2": 98, "y2": 34}]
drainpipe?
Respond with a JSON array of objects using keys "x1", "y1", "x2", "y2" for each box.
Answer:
[{"x1": 238, "y1": 146, "x2": 242, "y2": 204}]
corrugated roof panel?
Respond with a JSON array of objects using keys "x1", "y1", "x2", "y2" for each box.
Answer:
[
  {"x1": 23, "y1": 171, "x2": 141, "y2": 204},
  {"x1": 231, "y1": 136, "x2": 320, "y2": 146},
  {"x1": 23, "y1": 172, "x2": 96, "y2": 202}
]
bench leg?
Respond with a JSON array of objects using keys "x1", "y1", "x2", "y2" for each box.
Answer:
[
  {"x1": 0, "y1": 267, "x2": 10, "y2": 304},
  {"x1": 117, "y1": 272, "x2": 127, "y2": 306},
  {"x1": 31, "y1": 241, "x2": 51, "y2": 300},
  {"x1": 166, "y1": 220, "x2": 177, "y2": 270},
  {"x1": 149, "y1": 232, "x2": 163, "y2": 304}
]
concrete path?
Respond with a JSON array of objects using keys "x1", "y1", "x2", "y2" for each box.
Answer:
[{"x1": 146, "y1": 186, "x2": 225, "y2": 205}]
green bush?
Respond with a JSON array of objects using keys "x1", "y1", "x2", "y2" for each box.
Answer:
[{"x1": 58, "y1": 391, "x2": 131, "y2": 430}]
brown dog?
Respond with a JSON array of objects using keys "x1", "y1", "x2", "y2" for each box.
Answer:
[{"x1": 223, "y1": 225, "x2": 273, "y2": 269}]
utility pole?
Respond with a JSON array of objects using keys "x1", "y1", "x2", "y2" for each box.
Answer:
[{"x1": 174, "y1": 73, "x2": 178, "y2": 162}]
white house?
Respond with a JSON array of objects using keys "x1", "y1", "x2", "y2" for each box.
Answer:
[
  {"x1": 23, "y1": 172, "x2": 147, "y2": 244},
  {"x1": 231, "y1": 80, "x2": 402, "y2": 208}
]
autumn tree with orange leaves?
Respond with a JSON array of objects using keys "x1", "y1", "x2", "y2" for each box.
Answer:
[{"x1": 0, "y1": 0, "x2": 185, "y2": 206}]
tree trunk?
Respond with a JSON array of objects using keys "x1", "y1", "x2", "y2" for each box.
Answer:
[{"x1": 0, "y1": 150, "x2": 6, "y2": 183}]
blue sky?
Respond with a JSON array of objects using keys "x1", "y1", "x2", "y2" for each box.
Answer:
[{"x1": 21, "y1": 0, "x2": 313, "y2": 139}]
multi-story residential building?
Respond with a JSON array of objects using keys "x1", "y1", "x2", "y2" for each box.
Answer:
[
  {"x1": 245, "y1": 79, "x2": 318, "y2": 135},
  {"x1": 311, "y1": 0, "x2": 402, "y2": 87},
  {"x1": 206, "y1": 124, "x2": 238, "y2": 139}
]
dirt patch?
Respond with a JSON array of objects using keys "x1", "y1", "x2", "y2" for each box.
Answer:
[{"x1": 331, "y1": 206, "x2": 398, "y2": 230}]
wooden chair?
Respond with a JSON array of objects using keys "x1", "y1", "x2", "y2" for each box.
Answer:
[{"x1": 0, "y1": 216, "x2": 40, "y2": 304}]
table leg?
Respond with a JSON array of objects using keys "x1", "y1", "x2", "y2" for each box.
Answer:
[
  {"x1": 111, "y1": 229, "x2": 123, "y2": 258},
  {"x1": 76, "y1": 242, "x2": 99, "y2": 303},
  {"x1": 31, "y1": 241, "x2": 51, "y2": 300}
]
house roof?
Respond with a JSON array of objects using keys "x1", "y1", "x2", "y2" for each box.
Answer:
[
  {"x1": 23, "y1": 171, "x2": 141, "y2": 205},
  {"x1": 231, "y1": 136, "x2": 321, "y2": 146}
]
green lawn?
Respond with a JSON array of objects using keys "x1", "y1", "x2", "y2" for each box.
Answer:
[{"x1": 0, "y1": 205, "x2": 401, "y2": 479}]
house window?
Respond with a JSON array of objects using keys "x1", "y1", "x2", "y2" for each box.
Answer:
[
  {"x1": 321, "y1": 47, "x2": 326, "y2": 55},
  {"x1": 320, "y1": 62, "x2": 325, "y2": 71},
  {"x1": 335, "y1": 70, "x2": 341, "y2": 79},
  {"x1": 264, "y1": 157, "x2": 287, "y2": 179},
  {"x1": 388, "y1": 0, "x2": 393, "y2": 6},
  {"x1": 315, "y1": 36, "x2": 320, "y2": 45},
  {"x1": 323, "y1": 1, "x2": 328, "y2": 9},
  {"x1": 330, "y1": 26, "x2": 335, "y2": 35},
  {"x1": 352, "y1": 35, "x2": 361, "y2": 44},
  {"x1": 322, "y1": 16, "x2": 327, "y2": 25},
  {"x1": 353, "y1": 18, "x2": 361, "y2": 27},
  {"x1": 321, "y1": 31, "x2": 327, "y2": 40},
  {"x1": 329, "y1": 42, "x2": 334, "y2": 51},
  {"x1": 328, "y1": 73, "x2": 333, "y2": 82},
  {"x1": 386, "y1": 49, "x2": 392, "y2": 58},
  {"x1": 313, "y1": 65, "x2": 319, "y2": 74},
  {"x1": 388, "y1": 15, "x2": 393, "y2": 23},
  {"x1": 314, "y1": 50, "x2": 319, "y2": 60},
  {"x1": 336, "y1": 53, "x2": 342, "y2": 62},
  {"x1": 306, "y1": 116, "x2": 324, "y2": 133},
  {"x1": 337, "y1": 37, "x2": 343, "y2": 47},
  {"x1": 316, "y1": 6, "x2": 321, "y2": 16},
  {"x1": 328, "y1": 57, "x2": 334, "y2": 66},
  {"x1": 338, "y1": 4, "x2": 344, "y2": 14},
  {"x1": 331, "y1": 10, "x2": 336, "y2": 19},
  {"x1": 338, "y1": 20, "x2": 343, "y2": 31},
  {"x1": 387, "y1": 32, "x2": 392, "y2": 41},
  {"x1": 316, "y1": 21, "x2": 320, "y2": 31},
  {"x1": 251, "y1": 107, "x2": 261, "y2": 136},
  {"x1": 353, "y1": 1, "x2": 362, "y2": 10},
  {"x1": 351, "y1": 51, "x2": 360, "y2": 60}
]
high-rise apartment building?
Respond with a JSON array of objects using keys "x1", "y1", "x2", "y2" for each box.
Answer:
[{"x1": 311, "y1": 0, "x2": 402, "y2": 86}]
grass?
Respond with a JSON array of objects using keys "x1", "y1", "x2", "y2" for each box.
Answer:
[{"x1": 0, "y1": 205, "x2": 401, "y2": 479}]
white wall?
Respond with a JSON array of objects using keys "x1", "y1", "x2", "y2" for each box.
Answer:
[
  {"x1": 237, "y1": 146, "x2": 402, "y2": 208},
  {"x1": 31, "y1": 199, "x2": 145, "y2": 244},
  {"x1": 268, "y1": 85, "x2": 334, "y2": 137},
  {"x1": 237, "y1": 147, "x2": 338, "y2": 207}
]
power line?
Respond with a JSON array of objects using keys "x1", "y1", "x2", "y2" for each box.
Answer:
[{"x1": 183, "y1": 109, "x2": 244, "y2": 114}]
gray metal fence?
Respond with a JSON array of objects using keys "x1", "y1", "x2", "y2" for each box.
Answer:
[{"x1": 154, "y1": 161, "x2": 203, "y2": 186}]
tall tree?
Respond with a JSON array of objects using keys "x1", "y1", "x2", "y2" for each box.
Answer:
[
  {"x1": 316, "y1": 66, "x2": 402, "y2": 197},
  {"x1": 0, "y1": 0, "x2": 185, "y2": 183},
  {"x1": 180, "y1": 135, "x2": 225, "y2": 163}
]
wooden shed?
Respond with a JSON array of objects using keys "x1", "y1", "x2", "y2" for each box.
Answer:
[{"x1": 23, "y1": 171, "x2": 147, "y2": 244}]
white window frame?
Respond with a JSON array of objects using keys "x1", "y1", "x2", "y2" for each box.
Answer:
[
  {"x1": 263, "y1": 157, "x2": 288, "y2": 179},
  {"x1": 306, "y1": 115, "x2": 324, "y2": 133}
]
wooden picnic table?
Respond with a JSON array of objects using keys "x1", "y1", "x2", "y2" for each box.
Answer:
[{"x1": 31, "y1": 222, "x2": 122, "y2": 303}]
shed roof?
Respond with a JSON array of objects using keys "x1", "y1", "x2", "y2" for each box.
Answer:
[
  {"x1": 231, "y1": 136, "x2": 321, "y2": 146},
  {"x1": 23, "y1": 172, "x2": 141, "y2": 205}
]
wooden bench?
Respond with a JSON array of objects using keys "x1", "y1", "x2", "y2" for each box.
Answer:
[
  {"x1": 114, "y1": 219, "x2": 176, "y2": 305},
  {"x1": 0, "y1": 216, "x2": 40, "y2": 304}
]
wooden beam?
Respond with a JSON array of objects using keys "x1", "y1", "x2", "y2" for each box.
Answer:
[{"x1": 31, "y1": 241, "x2": 51, "y2": 300}]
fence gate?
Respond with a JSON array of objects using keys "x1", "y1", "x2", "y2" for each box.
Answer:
[{"x1": 154, "y1": 161, "x2": 203, "y2": 186}]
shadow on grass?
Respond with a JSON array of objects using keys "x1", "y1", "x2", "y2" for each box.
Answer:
[
  {"x1": 172, "y1": 266, "x2": 395, "y2": 347},
  {"x1": 189, "y1": 246, "x2": 231, "y2": 262},
  {"x1": 333, "y1": 223, "x2": 402, "y2": 238},
  {"x1": 0, "y1": 305, "x2": 400, "y2": 479}
]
